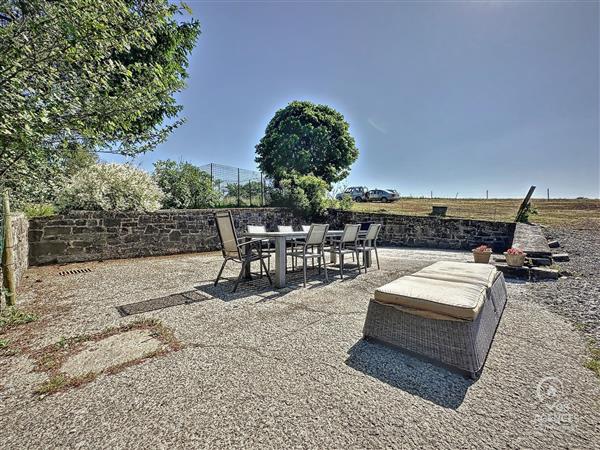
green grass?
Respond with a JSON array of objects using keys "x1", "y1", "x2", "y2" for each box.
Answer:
[
  {"x1": 0, "y1": 307, "x2": 38, "y2": 333},
  {"x1": 21, "y1": 202, "x2": 56, "y2": 219},
  {"x1": 584, "y1": 342, "x2": 600, "y2": 378},
  {"x1": 0, "y1": 339, "x2": 9, "y2": 349},
  {"x1": 350, "y1": 198, "x2": 600, "y2": 228}
]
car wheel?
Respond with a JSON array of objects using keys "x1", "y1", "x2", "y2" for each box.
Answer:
[
  {"x1": 354, "y1": 197, "x2": 362, "y2": 202},
  {"x1": 381, "y1": 197, "x2": 389, "y2": 202}
]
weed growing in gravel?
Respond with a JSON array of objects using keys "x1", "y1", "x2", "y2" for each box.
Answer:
[
  {"x1": 35, "y1": 373, "x2": 97, "y2": 396},
  {"x1": 584, "y1": 341, "x2": 600, "y2": 378},
  {"x1": 0, "y1": 307, "x2": 38, "y2": 332},
  {"x1": 0, "y1": 339, "x2": 9, "y2": 348},
  {"x1": 33, "y1": 318, "x2": 181, "y2": 396}
]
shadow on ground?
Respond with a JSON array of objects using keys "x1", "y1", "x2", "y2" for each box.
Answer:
[
  {"x1": 194, "y1": 264, "x2": 362, "y2": 302},
  {"x1": 345, "y1": 339, "x2": 473, "y2": 409}
]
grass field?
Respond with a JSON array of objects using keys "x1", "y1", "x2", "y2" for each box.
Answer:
[{"x1": 351, "y1": 198, "x2": 600, "y2": 229}]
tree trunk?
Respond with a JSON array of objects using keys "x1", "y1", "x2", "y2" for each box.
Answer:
[{"x1": 1, "y1": 191, "x2": 16, "y2": 308}]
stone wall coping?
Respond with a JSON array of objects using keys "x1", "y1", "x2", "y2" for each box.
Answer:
[{"x1": 327, "y1": 209, "x2": 515, "y2": 226}]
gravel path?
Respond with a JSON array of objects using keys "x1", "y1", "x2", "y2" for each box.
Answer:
[
  {"x1": 0, "y1": 248, "x2": 598, "y2": 448},
  {"x1": 514, "y1": 227, "x2": 600, "y2": 342}
]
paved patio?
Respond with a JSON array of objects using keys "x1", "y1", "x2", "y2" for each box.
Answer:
[{"x1": 1, "y1": 248, "x2": 598, "y2": 448}]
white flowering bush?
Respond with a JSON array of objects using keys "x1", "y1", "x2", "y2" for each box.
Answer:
[{"x1": 58, "y1": 163, "x2": 164, "y2": 212}]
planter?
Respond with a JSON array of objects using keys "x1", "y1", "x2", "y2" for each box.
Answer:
[
  {"x1": 473, "y1": 250, "x2": 492, "y2": 264},
  {"x1": 431, "y1": 205, "x2": 448, "y2": 217},
  {"x1": 504, "y1": 252, "x2": 527, "y2": 267}
]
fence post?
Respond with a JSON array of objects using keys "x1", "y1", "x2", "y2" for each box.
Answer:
[
  {"x1": 248, "y1": 180, "x2": 252, "y2": 207},
  {"x1": 2, "y1": 191, "x2": 16, "y2": 308},
  {"x1": 210, "y1": 163, "x2": 213, "y2": 186},
  {"x1": 261, "y1": 173, "x2": 264, "y2": 206},
  {"x1": 237, "y1": 168, "x2": 240, "y2": 207}
]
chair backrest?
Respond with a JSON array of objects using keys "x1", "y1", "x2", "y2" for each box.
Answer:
[
  {"x1": 301, "y1": 225, "x2": 311, "y2": 232},
  {"x1": 340, "y1": 224, "x2": 360, "y2": 243},
  {"x1": 365, "y1": 223, "x2": 382, "y2": 241},
  {"x1": 215, "y1": 211, "x2": 240, "y2": 259},
  {"x1": 305, "y1": 224, "x2": 329, "y2": 246},
  {"x1": 277, "y1": 225, "x2": 295, "y2": 233},
  {"x1": 247, "y1": 225, "x2": 266, "y2": 234},
  {"x1": 359, "y1": 222, "x2": 374, "y2": 231}
]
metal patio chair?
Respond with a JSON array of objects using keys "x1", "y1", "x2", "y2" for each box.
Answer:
[
  {"x1": 247, "y1": 225, "x2": 275, "y2": 271},
  {"x1": 358, "y1": 223, "x2": 382, "y2": 272},
  {"x1": 328, "y1": 224, "x2": 362, "y2": 279},
  {"x1": 288, "y1": 224, "x2": 330, "y2": 287},
  {"x1": 214, "y1": 211, "x2": 272, "y2": 292}
]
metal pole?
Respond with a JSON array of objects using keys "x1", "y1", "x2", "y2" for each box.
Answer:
[
  {"x1": 237, "y1": 168, "x2": 240, "y2": 207},
  {"x1": 248, "y1": 180, "x2": 252, "y2": 207},
  {"x1": 210, "y1": 163, "x2": 213, "y2": 186},
  {"x1": 261, "y1": 173, "x2": 264, "y2": 206},
  {"x1": 547, "y1": 188, "x2": 550, "y2": 200}
]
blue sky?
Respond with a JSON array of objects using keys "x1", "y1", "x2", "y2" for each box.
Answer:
[{"x1": 109, "y1": 1, "x2": 599, "y2": 198}]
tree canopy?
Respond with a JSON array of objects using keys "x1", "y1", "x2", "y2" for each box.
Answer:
[
  {"x1": 0, "y1": 0, "x2": 200, "y2": 201},
  {"x1": 153, "y1": 160, "x2": 220, "y2": 209},
  {"x1": 255, "y1": 101, "x2": 359, "y2": 186}
]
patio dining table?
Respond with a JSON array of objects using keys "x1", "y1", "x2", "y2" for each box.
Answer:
[{"x1": 243, "y1": 229, "x2": 369, "y2": 288}]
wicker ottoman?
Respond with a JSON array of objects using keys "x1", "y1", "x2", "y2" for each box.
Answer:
[{"x1": 363, "y1": 262, "x2": 507, "y2": 379}]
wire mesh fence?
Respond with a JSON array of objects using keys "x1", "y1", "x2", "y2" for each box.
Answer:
[{"x1": 199, "y1": 163, "x2": 271, "y2": 207}]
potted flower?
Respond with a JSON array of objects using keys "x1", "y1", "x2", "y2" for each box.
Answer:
[
  {"x1": 504, "y1": 247, "x2": 527, "y2": 267},
  {"x1": 472, "y1": 245, "x2": 492, "y2": 264}
]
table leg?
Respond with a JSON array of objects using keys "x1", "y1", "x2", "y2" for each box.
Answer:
[
  {"x1": 274, "y1": 236, "x2": 287, "y2": 288},
  {"x1": 242, "y1": 238, "x2": 252, "y2": 280},
  {"x1": 363, "y1": 250, "x2": 372, "y2": 268}
]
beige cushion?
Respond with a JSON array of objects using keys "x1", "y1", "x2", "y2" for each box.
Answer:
[
  {"x1": 374, "y1": 276, "x2": 487, "y2": 320},
  {"x1": 411, "y1": 261, "x2": 497, "y2": 288}
]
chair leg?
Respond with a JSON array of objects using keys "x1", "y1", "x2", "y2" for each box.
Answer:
[
  {"x1": 356, "y1": 249, "x2": 362, "y2": 273},
  {"x1": 232, "y1": 264, "x2": 245, "y2": 293},
  {"x1": 323, "y1": 252, "x2": 328, "y2": 281},
  {"x1": 214, "y1": 259, "x2": 228, "y2": 286},
  {"x1": 260, "y1": 258, "x2": 272, "y2": 285},
  {"x1": 303, "y1": 258, "x2": 307, "y2": 288},
  {"x1": 375, "y1": 246, "x2": 380, "y2": 270},
  {"x1": 363, "y1": 249, "x2": 368, "y2": 273},
  {"x1": 340, "y1": 253, "x2": 344, "y2": 280}
]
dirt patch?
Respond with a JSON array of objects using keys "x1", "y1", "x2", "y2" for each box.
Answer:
[{"x1": 33, "y1": 319, "x2": 181, "y2": 396}]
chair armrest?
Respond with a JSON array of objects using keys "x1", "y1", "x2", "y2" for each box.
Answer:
[{"x1": 237, "y1": 238, "x2": 270, "y2": 249}]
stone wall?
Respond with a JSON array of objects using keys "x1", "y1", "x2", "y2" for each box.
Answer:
[
  {"x1": 28, "y1": 208, "x2": 516, "y2": 266},
  {"x1": 28, "y1": 208, "x2": 299, "y2": 266},
  {"x1": 328, "y1": 210, "x2": 515, "y2": 252},
  {"x1": 1, "y1": 213, "x2": 29, "y2": 306}
]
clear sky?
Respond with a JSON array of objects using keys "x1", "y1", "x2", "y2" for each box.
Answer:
[{"x1": 108, "y1": 1, "x2": 599, "y2": 199}]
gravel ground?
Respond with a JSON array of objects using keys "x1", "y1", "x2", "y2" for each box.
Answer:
[
  {"x1": 513, "y1": 227, "x2": 600, "y2": 342},
  {"x1": 0, "y1": 247, "x2": 598, "y2": 449}
]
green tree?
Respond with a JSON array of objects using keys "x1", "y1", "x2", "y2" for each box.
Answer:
[
  {"x1": 0, "y1": 0, "x2": 200, "y2": 199},
  {"x1": 255, "y1": 101, "x2": 359, "y2": 186},
  {"x1": 58, "y1": 163, "x2": 164, "y2": 212},
  {"x1": 153, "y1": 160, "x2": 220, "y2": 209},
  {"x1": 270, "y1": 174, "x2": 329, "y2": 219},
  {"x1": 223, "y1": 180, "x2": 264, "y2": 205}
]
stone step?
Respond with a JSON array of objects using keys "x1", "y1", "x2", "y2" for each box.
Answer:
[
  {"x1": 494, "y1": 263, "x2": 560, "y2": 281},
  {"x1": 511, "y1": 223, "x2": 552, "y2": 258},
  {"x1": 552, "y1": 253, "x2": 570, "y2": 262}
]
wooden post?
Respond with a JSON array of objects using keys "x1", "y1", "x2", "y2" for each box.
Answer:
[
  {"x1": 547, "y1": 188, "x2": 550, "y2": 200},
  {"x1": 515, "y1": 185, "x2": 536, "y2": 222},
  {"x1": 2, "y1": 191, "x2": 16, "y2": 307}
]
